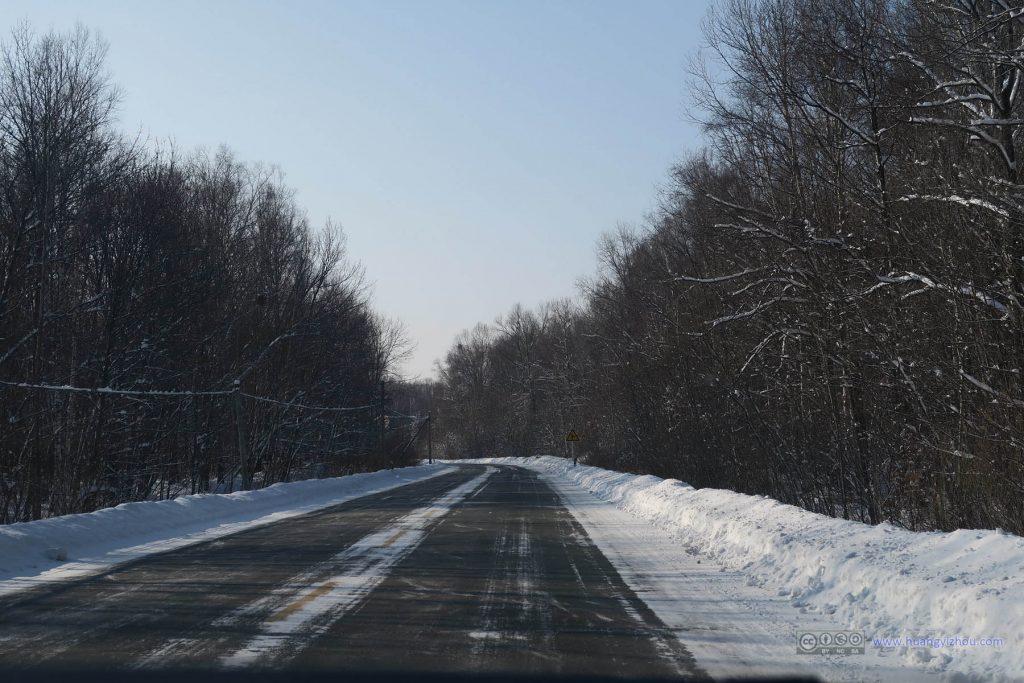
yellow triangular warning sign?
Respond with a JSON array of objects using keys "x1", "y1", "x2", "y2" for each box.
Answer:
[{"x1": 566, "y1": 430, "x2": 580, "y2": 442}]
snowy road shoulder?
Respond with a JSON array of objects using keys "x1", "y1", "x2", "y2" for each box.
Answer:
[
  {"x1": 464, "y1": 457, "x2": 1022, "y2": 683},
  {"x1": 0, "y1": 464, "x2": 453, "y2": 598}
]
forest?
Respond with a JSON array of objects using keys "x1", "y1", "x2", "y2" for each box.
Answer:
[
  {"x1": 0, "y1": 25, "x2": 414, "y2": 522},
  {"x1": 433, "y1": 0, "x2": 1024, "y2": 534}
]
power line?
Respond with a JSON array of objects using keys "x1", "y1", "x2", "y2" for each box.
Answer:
[
  {"x1": 0, "y1": 379, "x2": 379, "y2": 413},
  {"x1": 0, "y1": 379, "x2": 232, "y2": 397},
  {"x1": 241, "y1": 392, "x2": 376, "y2": 413}
]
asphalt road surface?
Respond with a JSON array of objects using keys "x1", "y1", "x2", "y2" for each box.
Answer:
[{"x1": 0, "y1": 465, "x2": 706, "y2": 678}]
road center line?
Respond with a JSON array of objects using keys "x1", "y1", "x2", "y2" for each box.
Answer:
[
  {"x1": 381, "y1": 529, "x2": 407, "y2": 547},
  {"x1": 270, "y1": 581, "x2": 337, "y2": 622},
  {"x1": 217, "y1": 467, "x2": 494, "y2": 668}
]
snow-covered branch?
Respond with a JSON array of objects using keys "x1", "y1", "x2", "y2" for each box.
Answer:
[{"x1": 862, "y1": 272, "x2": 1012, "y2": 318}]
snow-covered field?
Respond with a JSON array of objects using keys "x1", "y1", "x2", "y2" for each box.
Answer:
[
  {"x1": 466, "y1": 456, "x2": 1022, "y2": 683},
  {"x1": 0, "y1": 464, "x2": 451, "y2": 598}
]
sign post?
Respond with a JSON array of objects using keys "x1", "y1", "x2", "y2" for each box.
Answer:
[{"x1": 565, "y1": 430, "x2": 580, "y2": 466}]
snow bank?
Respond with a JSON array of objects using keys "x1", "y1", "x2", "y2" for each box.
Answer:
[
  {"x1": 472, "y1": 456, "x2": 1023, "y2": 681},
  {"x1": 0, "y1": 464, "x2": 451, "y2": 596}
]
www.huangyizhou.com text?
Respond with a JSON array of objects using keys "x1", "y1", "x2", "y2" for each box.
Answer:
[{"x1": 872, "y1": 636, "x2": 1004, "y2": 649}]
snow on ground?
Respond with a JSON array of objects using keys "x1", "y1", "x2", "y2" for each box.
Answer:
[
  {"x1": 0, "y1": 464, "x2": 452, "y2": 598},
  {"x1": 466, "y1": 456, "x2": 1022, "y2": 683}
]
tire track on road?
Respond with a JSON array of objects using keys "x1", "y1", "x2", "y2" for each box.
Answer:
[{"x1": 215, "y1": 468, "x2": 494, "y2": 668}]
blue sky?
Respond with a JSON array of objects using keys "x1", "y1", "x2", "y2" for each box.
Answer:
[{"x1": 2, "y1": 0, "x2": 712, "y2": 377}]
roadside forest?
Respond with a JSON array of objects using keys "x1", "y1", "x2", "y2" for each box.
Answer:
[
  {"x1": 435, "y1": 0, "x2": 1024, "y2": 534},
  {"x1": 0, "y1": 26, "x2": 410, "y2": 522}
]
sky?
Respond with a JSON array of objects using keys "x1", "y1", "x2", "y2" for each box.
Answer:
[{"x1": 0, "y1": 0, "x2": 712, "y2": 378}]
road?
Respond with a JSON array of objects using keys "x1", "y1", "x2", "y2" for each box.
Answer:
[{"x1": 0, "y1": 465, "x2": 706, "y2": 678}]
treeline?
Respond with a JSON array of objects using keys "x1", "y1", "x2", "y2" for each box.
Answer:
[
  {"x1": 0, "y1": 26, "x2": 409, "y2": 522},
  {"x1": 435, "y1": 0, "x2": 1024, "y2": 534}
]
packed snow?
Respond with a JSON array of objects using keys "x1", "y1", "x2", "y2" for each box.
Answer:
[
  {"x1": 218, "y1": 468, "x2": 494, "y2": 668},
  {"x1": 465, "y1": 456, "x2": 1022, "y2": 683},
  {"x1": 0, "y1": 464, "x2": 451, "y2": 597}
]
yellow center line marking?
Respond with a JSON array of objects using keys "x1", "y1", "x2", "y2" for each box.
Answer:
[
  {"x1": 381, "y1": 529, "x2": 407, "y2": 547},
  {"x1": 270, "y1": 581, "x2": 337, "y2": 622}
]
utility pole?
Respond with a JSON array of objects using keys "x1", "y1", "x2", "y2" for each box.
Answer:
[
  {"x1": 379, "y1": 379, "x2": 386, "y2": 456},
  {"x1": 233, "y1": 379, "x2": 250, "y2": 490},
  {"x1": 428, "y1": 413, "x2": 433, "y2": 464},
  {"x1": 189, "y1": 367, "x2": 199, "y2": 494}
]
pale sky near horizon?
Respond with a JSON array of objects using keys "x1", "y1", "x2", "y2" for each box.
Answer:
[{"x1": 1, "y1": 0, "x2": 712, "y2": 379}]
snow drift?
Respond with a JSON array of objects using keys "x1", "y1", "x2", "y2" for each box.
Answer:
[
  {"x1": 471, "y1": 456, "x2": 1022, "y2": 681},
  {"x1": 0, "y1": 464, "x2": 450, "y2": 595}
]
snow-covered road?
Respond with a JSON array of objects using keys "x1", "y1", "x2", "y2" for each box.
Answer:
[
  {"x1": 0, "y1": 465, "x2": 701, "y2": 677},
  {"x1": 0, "y1": 459, "x2": 1018, "y2": 681}
]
